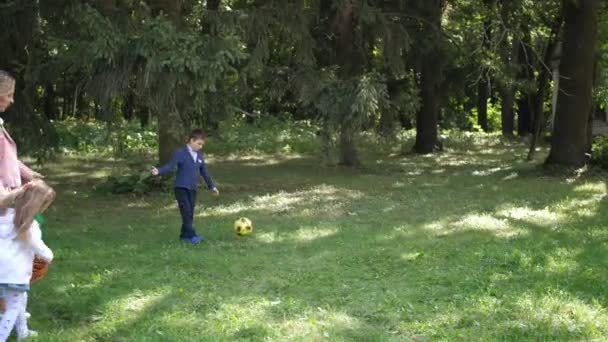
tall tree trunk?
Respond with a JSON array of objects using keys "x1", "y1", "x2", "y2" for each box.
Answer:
[
  {"x1": 414, "y1": 55, "x2": 442, "y2": 153},
  {"x1": 499, "y1": 38, "x2": 518, "y2": 136},
  {"x1": 333, "y1": 0, "x2": 363, "y2": 167},
  {"x1": 207, "y1": 0, "x2": 221, "y2": 10},
  {"x1": 123, "y1": 88, "x2": 135, "y2": 121},
  {"x1": 478, "y1": 79, "x2": 490, "y2": 131},
  {"x1": 158, "y1": 105, "x2": 185, "y2": 164},
  {"x1": 477, "y1": 2, "x2": 493, "y2": 132},
  {"x1": 527, "y1": 14, "x2": 563, "y2": 160},
  {"x1": 545, "y1": 0, "x2": 598, "y2": 167},
  {"x1": 501, "y1": 87, "x2": 515, "y2": 136},
  {"x1": 202, "y1": 0, "x2": 221, "y2": 34},
  {"x1": 517, "y1": 95, "x2": 533, "y2": 135},
  {"x1": 379, "y1": 109, "x2": 395, "y2": 138},
  {"x1": 516, "y1": 29, "x2": 534, "y2": 135},
  {"x1": 43, "y1": 84, "x2": 59, "y2": 120},
  {"x1": 382, "y1": 78, "x2": 407, "y2": 138},
  {"x1": 139, "y1": 106, "x2": 151, "y2": 128},
  {"x1": 63, "y1": 90, "x2": 71, "y2": 119},
  {"x1": 499, "y1": 2, "x2": 517, "y2": 136},
  {"x1": 76, "y1": 91, "x2": 86, "y2": 119},
  {"x1": 148, "y1": 1, "x2": 190, "y2": 164},
  {"x1": 414, "y1": 0, "x2": 445, "y2": 153},
  {"x1": 339, "y1": 126, "x2": 360, "y2": 167}
]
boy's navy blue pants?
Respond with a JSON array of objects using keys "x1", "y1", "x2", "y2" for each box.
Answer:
[{"x1": 174, "y1": 187, "x2": 197, "y2": 239}]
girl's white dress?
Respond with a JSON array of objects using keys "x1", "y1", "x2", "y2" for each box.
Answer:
[{"x1": 0, "y1": 208, "x2": 53, "y2": 291}]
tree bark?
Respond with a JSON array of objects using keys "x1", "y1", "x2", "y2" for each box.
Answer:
[
  {"x1": 158, "y1": 106, "x2": 185, "y2": 164},
  {"x1": 43, "y1": 84, "x2": 59, "y2": 120},
  {"x1": 333, "y1": 0, "x2": 363, "y2": 167},
  {"x1": 527, "y1": 13, "x2": 563, "y2": 160},
  {"x1": 413, "y1": 0, "x2": 445, "y2": 154},
  {"x1": 516, "y1": 29, "x2": 534, "y2": 135},
  {"x1": 499, "y1": 1, "x2": 517, "y2": 136},
  {"x1": 338, "y1": 126, "x2": 361, "y2": 167},
  {"x1": 478, "y1": 79, "x2": 490, "y2": 131},
  {"x1": 545, "y1": 0, "x2": 598, "y2": 167},
  {"x1": 414, "y1": 55, "x2": 442, "y2": 153},
  {"x1": 477, "y1": 2, "x2": 493, "y2": 132},
  {"x1": 147, "y1": 1, "x2": 190, "y2": 164}
]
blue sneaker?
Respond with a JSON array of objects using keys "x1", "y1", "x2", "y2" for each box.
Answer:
[{"x1": 181, "y1": 236, "x2": 204, "y2": 245}]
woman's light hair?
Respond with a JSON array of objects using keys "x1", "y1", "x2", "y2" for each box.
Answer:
[{"x1": 0, "y1": 70, "x2": 15, "y2": 96}]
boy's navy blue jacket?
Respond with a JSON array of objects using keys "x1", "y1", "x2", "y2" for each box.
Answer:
[{"x1": 157, "y1": 145, "x2": 215, "y2": 191}]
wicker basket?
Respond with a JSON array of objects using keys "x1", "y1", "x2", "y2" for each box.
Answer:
[
  {"x1": 31, "y1": 257, "x2": 49, "y2": 284},
  {"x1": 0, "y1": 258, "x2": 48, "y2": 313}
]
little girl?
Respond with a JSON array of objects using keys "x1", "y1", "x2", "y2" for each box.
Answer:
[{"x1": 0, "y1": 181, "x2": 54, "y2": 341}]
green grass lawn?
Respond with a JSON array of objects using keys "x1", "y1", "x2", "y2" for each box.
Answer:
[{"x1": 25, "y1": 138, "x2": 608, "y2": 341}]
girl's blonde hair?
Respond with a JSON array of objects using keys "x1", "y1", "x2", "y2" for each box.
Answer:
[
  {"x1": 0, "y1": 70, "x2": 15, "y2": 96},
  {"x1": 14, "y1": 180, "x2": 55, "y2": 241}
]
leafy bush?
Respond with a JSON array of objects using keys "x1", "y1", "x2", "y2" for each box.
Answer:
[
  {"x1": 206, "y1": 116, "x2": 320, "y2": 155},
  {"x1": 591, "y1": 134, "x2": 608, "y2": 168},
  {"x1": 54, "y1": 116, "x2": 321, "y2": 158},
  {"x1": 53, "y1": 118, "x2": 157, "y2": 157}
]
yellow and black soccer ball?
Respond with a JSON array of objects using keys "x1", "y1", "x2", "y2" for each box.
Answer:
[{"x1": 234, "y1": 217, "x2": 253, "y2": 236}]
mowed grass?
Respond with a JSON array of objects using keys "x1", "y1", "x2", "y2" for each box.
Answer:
[{"x1": 24, "y1": 137, "x2": 608, "y2": 341}]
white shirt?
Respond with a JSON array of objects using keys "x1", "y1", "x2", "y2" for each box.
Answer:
[
  {"x1": 186, "y1": 145, "x2": 198, "y2": 162},
  {"x1": 0, "y1": 209, "x2": 53, "y2": 285}
]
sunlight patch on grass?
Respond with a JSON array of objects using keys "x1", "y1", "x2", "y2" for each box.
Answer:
[
  {"x1": 460, "y1": 214, "x2": 504, "y2": 229},
  {"x1": 572, "y1": 182, "x2": 605, "y2": 194},
  {"x1": 501, "y1": 172, "x2": 519, "y2": 180},
  {"x1": 298, "y1": 202, "x2": 347, "y2": 218},
  {"x1": 204, "y1": 185, "x2": 362, "y2": 217},
  {"x1": 453, "y1": 214, "x2": 512, "y2": 235},
  {"x1": 256, "y1": 226, "x2": 338, "y2": 244},
  {"x1": 471, "y1": 166, "x2": 511, "y2": 176},
  {"x1": 423, "y1": 220, "x2": 445, "y2": 231},
  {"x1": 401, "y1": 252, "x2": 424, "y2": 261},
  {"x1": 126, "y1": 200, "x2": 151, "y2": 208},
  {"x1": 554, "y1": 196, "x2": 602, "y2": 218},
  {"x1": 425, "y1": 213, "x2": 529, "y2": 238},
  {"x1": 122, "y1": 292, "x2": 165, "y2": 313},
  {"x1": 277, "y1": 309, "x2": 362, "y2": 340},
  {"x1": 497, "y1": 206, "x2": 564, "y2": 228},
  {"x1": 293, "y1": 226, "x2": 338, "y2": 242},
  {"x1": 204, "y1": 201, "x2": 248, "y2": 216},
  {"x1": 422, "y1": 152, "x2": 503, "y2": 167},
  {"x1": 162, "y1": 202, "x2": 179, "y2": 211},
  {"x1": 252, "y1": 191, "x2": 305, "y2": 212},
  {"x1": 256, "y1": 231, "x2": 285, "y2": 244},
  {"x1": 509, "y1": 292, "x2": 607, "y2": 337},
  {"x1": 215, "y1": 153, "x2": 304, "y2": 166},
  {"x1": 405, "y1": 170, "x2": 423, "y2": 176},
  {"x1": 392, "y1": 181, "x2": 407, "y2": 189}
]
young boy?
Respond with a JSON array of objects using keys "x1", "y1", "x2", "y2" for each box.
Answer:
[{"x1": 152, "y1": 129, "x2": 219, "y2": 245}]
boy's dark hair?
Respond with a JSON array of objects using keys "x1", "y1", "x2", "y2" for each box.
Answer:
[{"x1": 189, "y1": 129, "x2": 207, "y2": 141}]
